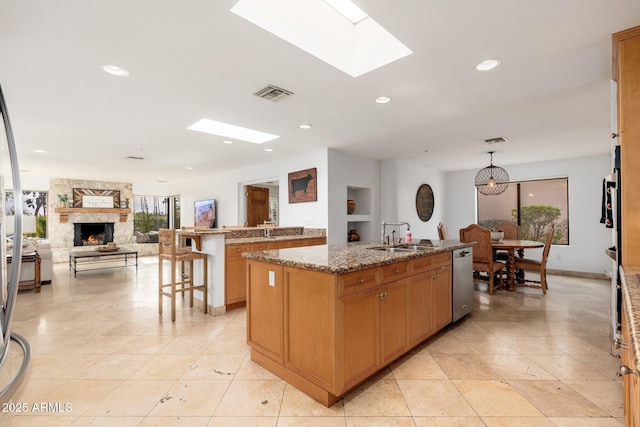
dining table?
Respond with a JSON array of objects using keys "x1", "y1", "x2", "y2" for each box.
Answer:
[{"x1": 491, "y1": 239, "x2": 544, "y2": 290}]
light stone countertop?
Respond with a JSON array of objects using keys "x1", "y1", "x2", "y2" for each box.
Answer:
[
  {"x1": 242, "y1": 240, "x2": 474, "y2": 274},
  {"x1": 621, "y1": 265, "x2": 640, "y2": 367}
]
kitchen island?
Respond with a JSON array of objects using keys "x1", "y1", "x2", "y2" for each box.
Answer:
[{"x1": 243, "y1": 240, "x2": 473, "y2": 406}]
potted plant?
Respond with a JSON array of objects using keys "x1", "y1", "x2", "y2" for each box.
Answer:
[{"x1": 57, "y1": 194, "x2": 68, "y2": 208}]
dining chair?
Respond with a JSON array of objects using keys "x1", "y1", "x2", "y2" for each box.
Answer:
[
  {"x1": 437, "y1": 222, "x2": 450, "y2": 240},
  {"x1": 158, "y1": 228, "x2": 208, "y2": 321},
  {"x1": 459, "y1": 224, "x2": 504, "y2": 294},
  {"x1": 514, "y1": 223, "x2": 555, "y2": 294},
  {"x1": 494, "y1": 222, "x2": 521, "y2": 261}
]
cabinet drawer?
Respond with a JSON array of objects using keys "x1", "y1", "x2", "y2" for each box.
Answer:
[
  {"x1": 338, "y1": 267, "x2": 379, "y2": 297},
  {"x1": 380, "y1": 261, "x2": 410, "y2": 283},
  {"x1": 226, "y1": 243, "x2": 254, "y2": 258},
  {"x1": 412, "y1": 252, "x2": 451, "y2": 274}
]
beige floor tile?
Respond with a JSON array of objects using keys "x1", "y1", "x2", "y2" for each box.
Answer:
[
  {"x1": 390, "y1": 352, "x2": 448, "y2": 380},
  {"x1": 460, "y1": 335, "x2": 520, "y2": 355},
  {"x1": 279, "y1": 383, "x2": 345, "y2": 417},
  {"x1": 69, "y1": 416, "x2": 144, "y2": 426},
  {"x1": 278, "y1": 416, "x2": 347, "y2": 426},
  {"x1": 396, "y1": 379, "x2": 476, "y2": 417},
  {"x1": 213, "y1": 379, "x2": 285, "y2": 417},
  {"x1": 431, "y1": 354, "x2": 501, "y2": 380},
  {"x1": 345, "y1": 416, "x2": 414, "y2": 426},
  {"x1": 76, "y1": 354, "x2": 153, "y2": 379},
  {"x1": 202, "y1": 333, "x2": 250, "y2": 355},
  {"x1": 413, "y1": 416, "x2": 485, "y2": 426},
  {"x1": 481, "y1": 416, "x2": 556, "y2": 426},
  {"x1": 207, "y1": 417, "x2": 277, "y2": 426},
  {"x1": 565, "y1": 380, "x2": 624, "y2": 418},
  {"x1": 537, "y1": 335, "x2": 610, "y2": 355},
  {"x1": 477, "y1": 354, "x2": 556, "y2": 380},
  {"x1": 6, "y1": 415, "x2": 80, "y2": 426},
  {"x1": 343, "y1": 379, "x2": 411, "y2": 417},
  {"x1": 528, "y1": 354, "x2": 611, "y2": 381},
  {"x1": 34, "y1": 379, "x2": 121, "y2": 417},
  {"x1": 453, "y1": 379, "x2": 542, "y2": 417},
  {"x1": 84, "y1": 379, "x2": 177, "y2": 416},
  {"x1": 137, "y1": 417, "x2": 211, "y2": 426},
  {"x1": 508, "y1": 379, "x2": 609, "y2": 417},
  {"x1": 548, "y1": 417, "x2": 624, "y2": 426},
  {"x1": 496, "y1": 335, "x2": 565, "y2": 355},
  {"x1": 423, "y1": 334, "x2": 474, "y2": 355},
  {"x1": 147, "y1": 379, "x2": 230, "y2": 417},
  {"x1": 234, "y1": 355, "x2": 280, "y2": 380},
  {"x1": 476, "y1": 321, "x2": 534, "y2": 336},
  {"x1": 571, "y1": 353, "x2": 623, "y2": 380},
  {"x1": 129, "y1": 354, "x2": 199, "y2": 379},
  {"x1": 180, "y1": 354, "x2": 246, "y2": 379}
]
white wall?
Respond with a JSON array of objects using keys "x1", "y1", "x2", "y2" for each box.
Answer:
[
  {"x1": 172, "y1": 148, "x2": 329, "y2": 230},
  {"x1": 380, "y1": 159, "x2": 446, "y2": 242},
  {"x1": 445, "y1": 154, "x2": 612, "y2": 275},
  {"x1": 328, "y1": 149, "x2": 380, "y2": 244}
]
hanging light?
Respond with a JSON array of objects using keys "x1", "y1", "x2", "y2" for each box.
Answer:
[{"x1": 475, "y1": 151, "x2": 509, "y2": 195}]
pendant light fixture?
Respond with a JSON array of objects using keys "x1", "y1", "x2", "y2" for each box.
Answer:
[{"x1": 475, "y1": 151, "x2": 510, "y2": 195}]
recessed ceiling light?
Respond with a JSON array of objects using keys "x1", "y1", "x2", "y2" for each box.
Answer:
[
  {"x1": 222, "y1": 140, "x2": 233, "y2": 145},
  {"x1": 475, "y1": 58, "x2": 501, "y2": 71},
  {"x1": 32, "y1": 149, "x2": 47, "y2": 153},
  {"x1": 374, "y1": 96, "x2": 392, "y2": 104},
  {"x1": 265, "y1": 148, "x2": 274, "y2": 152},
  {"x1": 186, "y1": 166, "x2": 194, "y2": 170},
  {"x1": 298, "y1": 124, "x2": 313, "y2": 129},
  {"x1": 187, "y1": 118, "x2": 279, "y2": 144},
  {"x1": 101, "y1": 64, "x2": 130, "y2": 77}
]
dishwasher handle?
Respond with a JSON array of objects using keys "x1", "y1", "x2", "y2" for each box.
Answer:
[{"x1": 455, "y1": 250, "x2": 471, "y2": 258}]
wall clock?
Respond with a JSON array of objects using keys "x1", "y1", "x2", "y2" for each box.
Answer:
[{"x1": 415, "y1": 184, "x2": 434, "y2": 222}]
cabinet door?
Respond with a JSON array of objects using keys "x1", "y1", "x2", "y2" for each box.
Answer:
[
  {"x1": 339, "y1": 287, "x2": 378, "y2": 391},
  {"x1": 410, "y1": 272, "x2": 434, "y2": 345},
  {"x1": 432, "y1": 265, "x2": 452, "y2": 330},
  {"x1": 246, "y1": 261, "x2": 283, "y2": 363},
  {"x1": 379, "y1": 277, "x2": 411, "y2": 365},
  {"x1": 225, "y1": 244, "x2": 252, "y2": 305}
]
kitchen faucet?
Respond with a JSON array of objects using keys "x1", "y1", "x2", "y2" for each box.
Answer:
[
  {"x1": 381, "y1": 221, "x2": 411, "y2": 245},
  {"x1": 263, "y1": 220, "x2": 275, "y2": 238}
]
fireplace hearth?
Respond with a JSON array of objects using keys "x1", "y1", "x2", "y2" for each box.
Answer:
[{"x1": 74, "y1": 222, "x2": 115, "y2": 246}]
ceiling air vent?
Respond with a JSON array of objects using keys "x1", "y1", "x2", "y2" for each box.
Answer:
[
  {"x1": 483, "y1": 137, "x2": 507, "y2": 145},
  {"x1": 254, "y1": 84, "x2": 293, "y2": 102}
]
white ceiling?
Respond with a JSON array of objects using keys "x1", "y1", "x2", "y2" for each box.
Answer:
[{"x1": 1, "y1": 0, "x2": 638, "y2": 186}]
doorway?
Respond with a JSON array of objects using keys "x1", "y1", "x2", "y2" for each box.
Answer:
[
  {"x1": 246, "y1": 186, "x2": 269, "y2": 227},
  {"x1": 240, "y1": 179, "x2": 279, "y2": 227}
]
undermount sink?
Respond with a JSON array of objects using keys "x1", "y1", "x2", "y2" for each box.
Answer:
[{"x1": 369, "y1": 244, "x2": 433, "y2": 253}]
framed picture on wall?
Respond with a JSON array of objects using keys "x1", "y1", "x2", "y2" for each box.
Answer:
[
  {"x1": 194, "y1": 199, "x2": 217, "y2": 228},
  {"x1": 288, "y1": 167, "x2": 317, "y2": 203}
]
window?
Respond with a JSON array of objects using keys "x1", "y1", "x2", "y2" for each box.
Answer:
[
  {"x1": 477, "y1": 178, "x2": 568, "y2": 245},
  {"x1": 133, "y1": 195, "x2": 169, "y2": 243},
  {"x1": 4, "y1": 190, "x2": 48, "y2": 237}
]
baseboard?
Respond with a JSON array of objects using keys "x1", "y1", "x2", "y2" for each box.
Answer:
[{"x1": 547, "y1": 269, "x2": 607, "y2": 280}]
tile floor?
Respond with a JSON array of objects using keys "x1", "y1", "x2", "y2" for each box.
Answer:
[{"x1": 0, "y1": 256, "x2": 624, "y2": 426}]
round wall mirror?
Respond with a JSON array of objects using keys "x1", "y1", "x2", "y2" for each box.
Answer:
[{"x1": 415, "y1": 184, "x2": 434, "y2": 222}]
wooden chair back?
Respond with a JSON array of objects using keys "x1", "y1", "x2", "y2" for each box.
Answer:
[
  {"x1": 437, "y1": 222, "x2": 450, "y2": 240},
  {"x1": 540, "y1": 223, "x2": 555, "y2": 266},
  {"x1": 459, "y1": 224, "x2": 492, "y2": 263},
  {"x1": 495, "y1": 222, "x2": 520, "y2": 240},
  {"x1": 159, "y1": 228, "x2": 191, "y2": 259}
]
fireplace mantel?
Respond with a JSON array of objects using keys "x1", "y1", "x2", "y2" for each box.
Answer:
[{"x1": 54, "y1": 208, "x2": 131, "y2": 223}]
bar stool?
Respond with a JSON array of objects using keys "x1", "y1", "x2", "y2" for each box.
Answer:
[{"x1": 158, "y1": 228, "x2": 208, "y2": 322}]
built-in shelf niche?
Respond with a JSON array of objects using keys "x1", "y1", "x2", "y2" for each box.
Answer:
[{"x1": 346, "y1": 186, "x2": 372, "y2": 242}]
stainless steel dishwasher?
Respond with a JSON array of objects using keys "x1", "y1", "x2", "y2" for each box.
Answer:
[{"x1": 452, "y1": 247, "x2": 474, "y2": 322}]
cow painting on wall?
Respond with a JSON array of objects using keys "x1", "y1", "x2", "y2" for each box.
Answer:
[{"x1": 288, "y1": 167, "x2": 317, "y2": 203}]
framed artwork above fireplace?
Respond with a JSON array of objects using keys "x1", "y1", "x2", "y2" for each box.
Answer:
[{"x1": 73, "y1": 188, "x2": 120, "y2": 208}]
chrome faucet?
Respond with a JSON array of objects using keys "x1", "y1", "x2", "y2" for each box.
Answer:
[
  {"x1": 263, "y1": 220, "x2": 275, "y2": 238},
  {"x1": 381, "y1": 221, "x2": 411, "y2": 245}
]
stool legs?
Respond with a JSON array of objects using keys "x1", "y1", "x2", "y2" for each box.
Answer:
[{"x1": 159, "y1": 255, "x2": 208, "y2": 322}]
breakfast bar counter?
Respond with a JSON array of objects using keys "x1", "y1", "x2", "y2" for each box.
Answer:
[{"x1": 243, "y1": 240, "x2": 472, "y2": 406}]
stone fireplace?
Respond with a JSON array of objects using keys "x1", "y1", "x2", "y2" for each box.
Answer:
[{"x1": 73, "y1": 222, "x2": 115, "y2": 246}]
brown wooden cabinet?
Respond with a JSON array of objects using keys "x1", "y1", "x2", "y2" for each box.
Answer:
[
  {"x1": 621, "y1": 303, "x2": 639, "y2": 426},
  {"x1": 613, "y1": 26, "x2": 640, "y2": 266},
  {"x1": 247, "y1": 250, "x2": 453, "y2": 407},
  {"x1": 225, "y1": 237, "x2": 326, "y2": 308}
]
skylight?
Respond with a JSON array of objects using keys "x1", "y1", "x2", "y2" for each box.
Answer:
[
  {"x1": 230, "y1": 0, "x2": 412, "y2": 78},
  {"x1": 187, "y1": 119, "x2": 279, "y2": 144}
]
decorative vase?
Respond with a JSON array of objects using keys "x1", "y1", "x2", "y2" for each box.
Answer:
[
  {"x1": 347, "y1": 199, "x2": 356, "y2": 215},
  {"x1": 349, "y1": 229, "x2": 360, "y2": 242}
]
